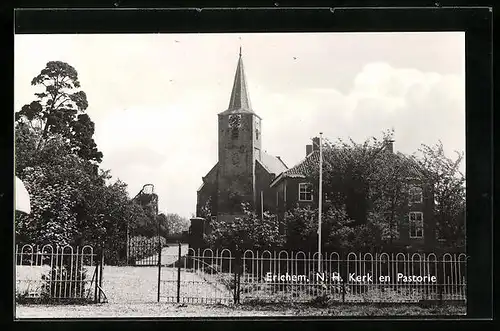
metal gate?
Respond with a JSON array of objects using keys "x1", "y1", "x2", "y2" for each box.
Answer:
[{"x1": 159, "y1": 245, "x2": 238, "y2": 304}]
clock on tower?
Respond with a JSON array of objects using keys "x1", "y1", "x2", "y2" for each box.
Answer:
[{"x1": 228, "y1": 114, "x2": 242, "y2": 129}]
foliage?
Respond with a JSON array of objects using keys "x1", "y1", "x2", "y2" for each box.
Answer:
[
  {"x1": 15, "y1": 61, "x2": 102, "y2": 164},
  {"x1": 14, "y1": 128, "x2": 135, "y2": 253},
  {"x1": 284, "y1": 204, "x2": 354, "y2": 251},
  {"x1": 15, "y1": 129, "x2": 90, "y2": 245},
  {"x1": 40, "y1": 264, "x2": 89, "y2": 303},
  {"x1": 15, "y1": 290, "x2": 32, "y2": 304},
  {"x1": 14, "y1": 61, "x2": 158, "y2": 262},
  {"x1": 128, "y1": 191, "x2": 163, "y2": 238},
  {"x1": 164, "y1": 213, "x2": 190, "y2": 235},
  {"x1": 303, "y1": 129, "x2": 410, "y2": 226},
  {"x1": 301, "y1": 130, "x2": 465, "y2": 249},
  {"x1": 349, "y1": 212, "x2": 400, "y2": 252},
  {"x1": 205, "y1": 203, "x2": 285, "y2": 251},
  {"x1": 416, "y1": 142, "x2": 465, "y2": 247},
  {"x1": 200, "y1": 196, "x2": 213, "y2": 220}
]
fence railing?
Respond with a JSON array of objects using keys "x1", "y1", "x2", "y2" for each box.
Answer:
[
  {"x1": 15, "y1": 244, "x2": 101, "y2": 303},
  {"x1": 160, "y1": 247, "x2": 235, "y2": 305},
  {"x1": 156, "y1": 246, "x2": 466, "y2": 305},
  {"x1": 240, "y1": 251, "x2": 467, "y2": 303},
  {"x1": 127, "y1": 236, "x2": 168, "y2": 266}
]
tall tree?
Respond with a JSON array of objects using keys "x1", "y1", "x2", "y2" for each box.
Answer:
[
  {"x1": 15, "y1": 61, "x2": 126, "y2": 252},
  {"x1": 15, "y1": 61, "x2": 102, "y2": 164},
  {"x1": 301, "y1": 131, "x2": 465, "y2": 250},
  {"x1": 303, "y1": 130, "x2": 402, "y2": 226},
  {"x1": 416, "y1": 142, "x2": 465, "y2": 247}
]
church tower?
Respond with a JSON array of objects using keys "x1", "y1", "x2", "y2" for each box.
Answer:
[{"x1": 216, "y1": 48, "x2": 262, "y2": 219}]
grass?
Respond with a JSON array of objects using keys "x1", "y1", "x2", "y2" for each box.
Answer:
[{"x1": 15, "y1": 301, "x2": 466, "y2": 318}]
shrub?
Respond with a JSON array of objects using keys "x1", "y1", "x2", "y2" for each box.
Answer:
[
  {"x1": 205, "y1": 203, "x2": 285, "y2": 251},
  {"x1": 15, "y1": 289, "x2": 31, "y2": 304},
  {"x1": 38, "y1": 254, "x2": 93, "y2": 304},
  {"x1": 310, "y1": 292, "x2": 332, "y2": 307}
]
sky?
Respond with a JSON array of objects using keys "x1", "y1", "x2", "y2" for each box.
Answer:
[{"x1": 14, "y1": 32, "x2": 465, "y2": 219}]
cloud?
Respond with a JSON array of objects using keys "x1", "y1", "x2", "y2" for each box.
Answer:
[{"x1": 258, "y1": 62, "x2": 465, "y2": 174}]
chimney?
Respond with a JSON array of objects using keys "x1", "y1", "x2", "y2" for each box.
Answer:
[
  {"x1": 306, "y1": 144, "x2": 313, "y2": 156},
  {"x1": 312, "y1": 137, "x2": 320, "y2": 151},
  {"x1": 385, "y1": 139, "x2": 394, "y2": 153}
]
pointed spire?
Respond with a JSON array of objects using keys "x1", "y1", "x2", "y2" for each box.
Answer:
[{"x1": 226, "y1": 47, "x2": 253, "y2": 113}]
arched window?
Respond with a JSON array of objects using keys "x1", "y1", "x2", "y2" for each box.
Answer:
[{"x1": 231, "y1": 128, "x2": 239, "y2": 139}]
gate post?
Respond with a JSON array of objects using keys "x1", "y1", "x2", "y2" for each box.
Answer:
[
  {"x1": 157, "y1": 240, "x2": 162, "y2": 302},
  {"x1": 94, "y1": 248, "x2": 101, "y2": 304},
  {"x1": 341, "y1": 252, "x2": 346, "y2": 303},
  {"x1": 98, "y1": 248, "x2": 104, "y2": 303},
  {"x1": 176, "y1": 242, "x2": 181, "y2": 303},
  {"x1": 233, "y1": 245, "x2": 242, "y2": 305}
]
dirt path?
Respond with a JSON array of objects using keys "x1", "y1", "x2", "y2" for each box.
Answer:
[{"x1": 102, "y1": 266, "x2": 232, "y2": 304}]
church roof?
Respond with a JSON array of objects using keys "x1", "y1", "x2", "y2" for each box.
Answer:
[
  {"x1": 219, "y1": 48, "x2": 260, "y2": 118},
  {"x1": 259, "y1": 151, "x2": 288, "y2": 175},
  {"x1": 197, "y1": 162, "x2": 219, "y2": 192}
]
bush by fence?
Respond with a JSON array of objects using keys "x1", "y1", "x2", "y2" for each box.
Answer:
[{"x1": 16, "y1": 244, "x2": 99, "y2": 304}]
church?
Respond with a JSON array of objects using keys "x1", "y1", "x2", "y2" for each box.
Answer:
[{"x1": 196, "y1": 48, "x2": 288, "y2": 223}]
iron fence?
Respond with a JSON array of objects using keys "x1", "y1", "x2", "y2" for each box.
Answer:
[
  {"x1": 240, "y1": 251, "x2": 467, "y2": 303},
  {"x1": 55, "y1": 244, "x2": 465, "y2": 306},
  {"x1": 127, "y1": 236, "x2": 168, "y2": 266},
  {"x1": 159, "y1": 247, "x2": 236, "y2": 305},
  {"x1": 15, "y1": 244, "x2": 103, "y2": 303}
]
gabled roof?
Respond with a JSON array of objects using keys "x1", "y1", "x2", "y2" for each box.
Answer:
[
  {"x1": 394, "y1": 152, "x2": 429, "y2": 179},
  {"x1": 219, "y1": 48, "x2": 260, "y2": 118},
  {"x1": 270, "y1": 148, "x2": 430, "y2": 188},
  {"x1": 270, "y1": 150, "x2": 318, "y2": 187},
  {"x1": 258, "y1": 151, "x2": 288, "y2": 175}
]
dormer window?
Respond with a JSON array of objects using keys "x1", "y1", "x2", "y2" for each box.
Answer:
[
  {"x1": 298, "y1": 183, "x2": 313, "y2": 201},
  {"x1": 409, "y1": 186, "x2": 423, "y2": 204}
]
